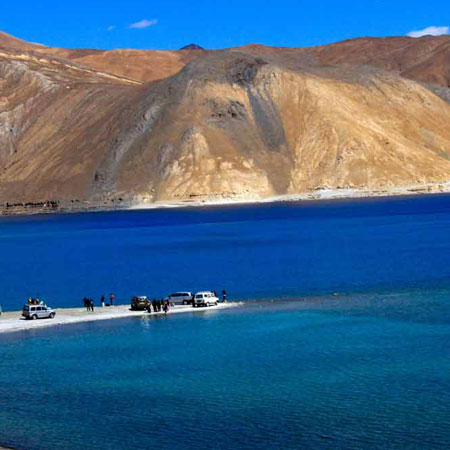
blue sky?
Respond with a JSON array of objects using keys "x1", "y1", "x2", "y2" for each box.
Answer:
[{"x1": 1, "y1": 0, "x2": 449, "y2": 50}]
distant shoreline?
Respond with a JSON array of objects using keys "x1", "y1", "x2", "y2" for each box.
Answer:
[
  {"x1": 0, "y1": 303, "x2": 241, "y2": 335},
  {"x1": 0, "y1": 182, "x2": 449, "y2": 217},
  {"x1": 131, "y1": 182, "x2": 450, "y2": 211}
]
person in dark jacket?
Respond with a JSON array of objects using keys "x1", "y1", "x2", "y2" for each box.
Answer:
[
  {"x1": 152, "y1": 299, "x2": 157, "y2": 313},
  {"x1": 222, "y1": 289, "x2": 227, "y2": 302},
  {"x1": 90, "y1": 299, "x2": 95, "y2": 312}
]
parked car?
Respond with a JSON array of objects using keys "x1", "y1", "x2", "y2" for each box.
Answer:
[
  {"x1": 193, "y1": 292, "x2": 219, "y2": 307},
  {"x1": 166, "y1": 292, "x2": 194, "y2": 305},
  {"x1": 130, "y1": 296, "x2": 151, "y2": 311},
  {"x1": 22, "y1": 304, "x2": 56, "y2": 320}
]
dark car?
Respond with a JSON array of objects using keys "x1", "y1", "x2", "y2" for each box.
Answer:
[{"x1": 130, "y1": 296, "x2": 151, "y2": 311}]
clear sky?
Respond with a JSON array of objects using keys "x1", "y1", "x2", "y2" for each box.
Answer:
[{"x1": 1, "y1": 0, "x2": 449, "y2": 50}]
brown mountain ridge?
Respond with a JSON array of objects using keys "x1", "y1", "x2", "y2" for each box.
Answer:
[{"x1": 0, "y1": 31, "x2": 449, "y2": 212}]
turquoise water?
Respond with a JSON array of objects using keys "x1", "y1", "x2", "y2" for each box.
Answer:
[
  {"x1": 1, "y1": 292, "x2": 450, "y2": 449},
  {"x1": 1, "y1": 195, "x2": 450, "y2": 449}
]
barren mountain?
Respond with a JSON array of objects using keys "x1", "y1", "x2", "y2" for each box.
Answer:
[
  {"x1": 0, "y1": 31, "x2": 449, "y2": 213},
  {"x1": 0, "y1": 31, "x2": 205, "y2": 83},
  {"x1": 237, "y1": 35, "x2": 450, "y2": 88},
  {"x1": 41, "y1": 47, "x2": 205, "y2": 83},
  {"x1": 0, "y1": 30, "x2": 46, "y2": 51}
]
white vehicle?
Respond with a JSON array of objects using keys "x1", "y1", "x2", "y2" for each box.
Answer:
[
  {"x1": 166, "y1": 292, "x2": 194, "y2": 305},
  {"x1": 193, "y1": 292, "x2": 219, "y2": 307},
  {"x1": 22, "y1": 304, "x2": 56, "y2": 320}
]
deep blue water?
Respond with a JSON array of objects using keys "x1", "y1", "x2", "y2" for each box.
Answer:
[
  {"x1": 0, "y1": 195, "x2": 449, "y2": 310},
  {"x1": 1, "y1": 195, "x2": 450, "y2": 449}
]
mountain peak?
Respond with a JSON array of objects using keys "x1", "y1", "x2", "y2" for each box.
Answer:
[{"x1": 180, "y1": 44, "x2": 204, "y2": 50}]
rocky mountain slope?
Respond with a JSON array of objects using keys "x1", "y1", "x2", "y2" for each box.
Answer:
[{"x1": 0, "y1": 31, "x2": 449, "y2": 212}]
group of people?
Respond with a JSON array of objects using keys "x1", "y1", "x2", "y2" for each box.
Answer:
[
  {"x1": 82, "y1": 297, "x2": 95, "y2": 311},
  {"x1": 148, "y1": 299, "x2": 173, "y2": 314},
  {"x1": 80, "y1": 290, "x2": 227, "y2": 314},
  {"x1": 83, "y1": 293, "x2": 115, "y2": 311},
  {"x1": 27, "y1": 297, "x2": 44, "y2": 305}
]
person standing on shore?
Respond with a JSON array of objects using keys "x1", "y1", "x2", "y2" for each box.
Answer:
[
  {"x1": 109, "y1": 293, "x2": 114, "y2": 306},
  {"x1": 222, "y1": 289, "x2": 227, "y2": 302},
  {"x1": 101, "y1": 295, "x2": 105, "y2": 308},
  {"x1": 152, "y1": 299, "x2": 157, "y2": 313},
  {"x1": 90, "y1": 299, "x2": 95, "y2": 312}
]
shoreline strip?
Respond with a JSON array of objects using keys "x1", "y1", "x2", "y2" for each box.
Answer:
[
  {"x1": 1, "y1": 183, "x2": 450, "y2": 217},
  {"x1": 131, "y1": 183, "x2": 450, "y2": 211},
  {"x1": 0, "y1": 303, "x2": 240, "y2": 335}
]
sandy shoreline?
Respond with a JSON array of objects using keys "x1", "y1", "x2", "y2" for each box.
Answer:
[
  {"x1": 0, "y1": 303, "x2": 240, "y2": 335},
  {"x1": 130, "y1": 182, "x2": 450, "y2": 211},
  {"x1": 1, "y1": 182, "x2": 449, "y2": 217}
]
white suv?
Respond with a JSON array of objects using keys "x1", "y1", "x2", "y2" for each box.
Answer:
[
  {"x1": 166, "y1": 292, "x2": 194, "y2": 305},
  {"x1": 193, "y1": 292, "x2": 219, "y2": 307},
  {"x1": 22, "y1": 304, "x2": 56, "y2": 320}
]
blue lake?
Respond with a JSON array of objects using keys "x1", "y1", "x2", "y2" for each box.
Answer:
[
  {"x1": 0, "y1": 195, "x2": 449, "y2": 310},
  {"x1": 1, "y1": 195, "x2": 450, "y2": 449}
]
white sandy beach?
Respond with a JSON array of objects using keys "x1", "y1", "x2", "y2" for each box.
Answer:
[{"x1": 0, "y1": 303, "x2": 240, "y2": 335}]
